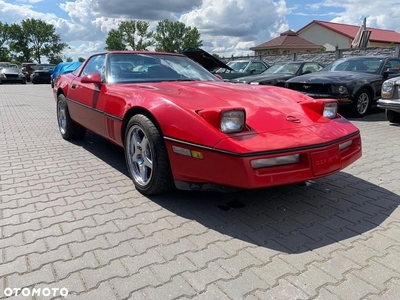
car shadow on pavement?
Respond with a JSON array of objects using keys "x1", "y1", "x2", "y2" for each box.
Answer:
[
  {"x1": 72, "y1": 131, "x2": 400, "y2": 254},
  {"x1": 149, "y1": 175, "x2": 400, "y2": 254}
]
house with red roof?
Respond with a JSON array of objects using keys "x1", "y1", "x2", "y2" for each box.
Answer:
[
  {"x1": 251, "y1": 20, "x2": 400, "y2": 55},
  {"x1": 250, "y1": 30, "x2": 321, "y2": 55},
  {"x1": 297, "y1": 20, "x2": 400, "y2": 51}
]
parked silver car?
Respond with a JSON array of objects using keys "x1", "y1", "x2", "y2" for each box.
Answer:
[
  {"x1": 0, "y1": 64, "x2": 26, "y2": 84},
  {"x1": 377, "y1": 76, "x2": 400, "y2": 123}
]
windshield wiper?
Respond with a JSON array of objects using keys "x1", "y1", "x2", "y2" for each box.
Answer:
[{"x1": 162, "y1": 78, "x2": 197, "y2": 82}]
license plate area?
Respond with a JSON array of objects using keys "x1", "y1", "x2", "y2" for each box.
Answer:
[{"x1": 311, "y1": 147, "x2": 341, "y2": 176}]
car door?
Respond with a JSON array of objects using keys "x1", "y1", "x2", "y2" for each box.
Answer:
[{"x1": 66, "y1": 54, "x2": 107, "y2": 136}]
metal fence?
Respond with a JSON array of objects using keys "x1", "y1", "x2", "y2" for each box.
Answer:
[{"x1": 221, "y1": 46, "x2": 400, "y2": 66}]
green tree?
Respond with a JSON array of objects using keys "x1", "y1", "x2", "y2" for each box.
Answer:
[
  {"x1": 0, "y1": 21, "x2": 11, "y2": 61},
  {"x1": 66, "y1": 57, "x2": 73, "y2": 62},
  {"x1": 9, "y1": 18, "x2": 67, "y2": 63},
  {"x1": 78, "y1": 57, "x2": 85, "y2": 62},
  {"x1": 105, "y1": 20, "x2": 153, "y2": 51},
  {"x1": 48, "y1": 54, "x2": 63, "y2": 64},
  {"x1": 105, "y1": 29, "x2": 126, "y2": 50},
  {"x1": 8, "y1": 23, "x2": 31, "y2": 63},
  {"x1": 153, "y1": 19, "x2": 202, "y2": 53}
]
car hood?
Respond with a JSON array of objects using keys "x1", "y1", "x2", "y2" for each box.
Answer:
[
  {"x1": 231, "y1": 73, "x2": 293, "y2": 83},
  {"x1": 114, "y1": 81, "x2": 330, "y2": 133},
  {"x1": 182, "y1": 47, "x2": 234, "y2": 72},
  {"x1": 287, "y1": 71, "x2": 381, "y2": 84}
]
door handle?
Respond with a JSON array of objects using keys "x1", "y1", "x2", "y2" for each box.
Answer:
[{"x1": 71, "y1": 84, "x2": 77, "y2": 89}]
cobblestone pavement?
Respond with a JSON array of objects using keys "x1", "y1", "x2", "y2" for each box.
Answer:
[{"x1": 1, "y1": 85, "x2": 400, "y2": 300}]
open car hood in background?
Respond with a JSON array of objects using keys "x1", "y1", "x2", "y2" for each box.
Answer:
[{"x1": 182, "y1": 47, "x2": 234, "y2": 72}]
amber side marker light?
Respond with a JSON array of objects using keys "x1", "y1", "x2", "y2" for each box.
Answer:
[{"x1": 172, "y1": 145, "x2": 204, "y2": 159}]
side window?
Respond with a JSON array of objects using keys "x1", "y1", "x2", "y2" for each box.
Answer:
[
  {"x1": 250, "y1": 62, "x2": 267, "y2": 72},
  {"x1": 386, "y1": 59, "x2": 400, "y2": 70},
  {"x1": 81, "y1": 54, "x2": 106, "y2": 77},
  {"x1": 302, "y1": 63, "x2": 320, "y2": 73}
]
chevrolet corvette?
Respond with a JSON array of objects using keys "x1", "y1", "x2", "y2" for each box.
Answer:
[{"x1": 54, "y1": 51, "x2": 362, "y2": 195}]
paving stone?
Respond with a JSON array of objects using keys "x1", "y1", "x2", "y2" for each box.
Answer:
[
  {"x1": 2, "y1": 85, "x2": 400, "y2": 300},
  {"x1": 251, "y1": 279, "x2": 310, "y2": 300},
  {"x1": 325, "y1": 274, "x2": 380, "y2": 299},
  {"x1": 182, "y1": 262, "x2": 232, "y2": 292}
]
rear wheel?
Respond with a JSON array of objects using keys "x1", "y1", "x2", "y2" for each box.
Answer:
[
  {"x1": 351, "y1": 88, "x2": 371, "y2": 117},
  {"x1": 56, "y1": 94, "x2": 86, "y2": 140},
  {"x1": 386, "y1": 109, "x2": 400, "y2": 123},
  {"x1": 124, "y1": 114, "x2": 174, "y2": 195}
]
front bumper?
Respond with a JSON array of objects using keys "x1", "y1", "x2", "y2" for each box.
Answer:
[
  {"x1": 377, "y1": 98, "x2": 400, "y2": 112},
  {"x1": 166, "y1": 133, "x2": 362, "y2": 190},
  {"x1": 299, "y1": 92, "x2": 352, "y2": 106}
]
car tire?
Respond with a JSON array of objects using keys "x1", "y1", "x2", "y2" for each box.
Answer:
[
  {"x1": 56, "y1": 94, "x2": 86, "y2": 140},
  {"x1": 351, "y1": 88, "x2": 371, "y2": 117},
  {"x1": 124, "y1": 114, "x2": 174, "y2": 195},
  {"x1": 386, "y1": 109, "x2": 400, "y2": 123}
]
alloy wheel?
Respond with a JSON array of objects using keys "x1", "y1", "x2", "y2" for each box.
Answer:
[{"x1": 126, "y1": 125, "x2": 153, "y2": 186}]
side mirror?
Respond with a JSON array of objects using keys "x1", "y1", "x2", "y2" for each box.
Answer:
[
  {"x1": 81, "y1": 73, "x2": 102, "y2": 84},
  {"x1": 250, "y1": 69, "x2": 256, "y2": 73}
]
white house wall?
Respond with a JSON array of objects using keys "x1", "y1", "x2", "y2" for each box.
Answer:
[{"x1": 298, "y1": 25, "x2": 351, "y2": 50}]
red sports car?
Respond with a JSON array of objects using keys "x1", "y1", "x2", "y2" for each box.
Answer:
[{"x1": 54, "y1": 51, "x2": 362, "y2": 195}]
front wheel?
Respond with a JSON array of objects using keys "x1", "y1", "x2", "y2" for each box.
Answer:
[
  {"x1": 56, "y1": 94, "x2": 86, "y2": 140},
  {"x1": 386, "y1": 109, "x2": 400, "y2": 123},
  {"x1": 351, "y1": 88, "x2": 371, "y2": 117},
  {"x1": 124, "y1": 115, "x2": 174, "y2": 195}
]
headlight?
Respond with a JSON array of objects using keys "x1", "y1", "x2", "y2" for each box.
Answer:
[
  {"x1": 220, "y1": 109, "x2": 245, "y2": 133},
  {"x1": 382, "y1": 80, "x2": 395, "y2": 99},
  {"x1": 332, "y1": 85, "x2": 348, "y2": 94},
  {"x1": 323, "y1": 102, "x2": 338, "y2": 119}
]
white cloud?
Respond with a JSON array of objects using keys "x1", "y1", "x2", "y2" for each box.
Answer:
[
  {"x1": 180, "y1": 0, "x2": 290, "y2": 57},
  {"x1": 5, "y1": 0, "x2": 400, "y2": 61}
]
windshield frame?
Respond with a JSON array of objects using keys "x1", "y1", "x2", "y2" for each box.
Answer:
[{"x1": 101, "y1": 53, "x2": 220, "y2": 84}]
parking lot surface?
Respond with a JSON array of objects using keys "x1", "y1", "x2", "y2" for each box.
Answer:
[{"x1": 1, "y1": 84, "x2": 400, "y2": 300}]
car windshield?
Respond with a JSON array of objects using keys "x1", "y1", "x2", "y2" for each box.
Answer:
[
  {"x1": 226, "y1": 61, "x2": 250, "y2": 72},
  {"x1": 262, "y1": 63, "x2": 301, "y2": 75},
  {"x1": 323, "y1": 57, "x2": 383, "y2": 74},
  {"x1": 107, "y1": 53, "x2": 220, "y2": 83},
  {"x1": 34, "y1": 64, "x2": 55, "y2": 70},
  {"x1": 0, "y1": 64, "x2": 18, "y2": 69}
]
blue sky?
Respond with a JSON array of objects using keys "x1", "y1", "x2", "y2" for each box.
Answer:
[{"x1": 2, "y1": 0, "x2": 400, "y2": 60}]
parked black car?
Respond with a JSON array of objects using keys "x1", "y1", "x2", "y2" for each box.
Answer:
[
  {"x1": 285, "y1": 56, "x2": 400, "y2": 117},
  {"x1": 230, "y1": 61, "x2": 324, "y2": 86},
  {"x1": 182, "y1": 47, "x2": 270, "y2": 80},
  {"x1": 30, "y1": 64, "x2": 55, "y2": 84}
]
